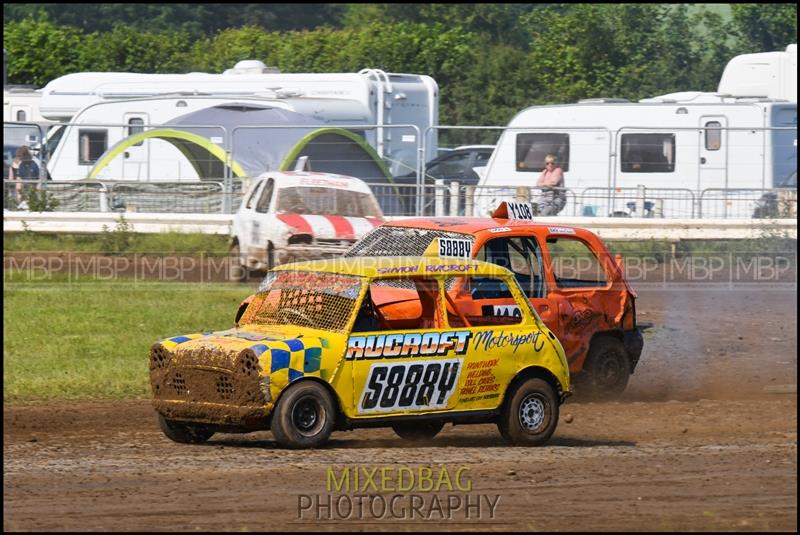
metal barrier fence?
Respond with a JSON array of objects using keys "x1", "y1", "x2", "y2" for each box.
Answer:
[
  {"x1": 577, "y1": 186, "x2": 697, "y2": 218},
  {"x1": 4, "y1": 180, "x2": 109, "y2": 212},
  {"x1": 108, "y1": 181, "x2": 244, "y2": 214},
  {"x1": 3, "y1": 179, "x2": 246, "y2": 214},
  {"x1": 699, "y1": 188, "x2": 798, "y2": 219},
  {"x1": 4, "y1": 179, "x2": 797, "y2": 221}
]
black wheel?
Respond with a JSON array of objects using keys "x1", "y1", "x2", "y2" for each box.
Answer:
[
  {"x1": 271, "y1": 381, "x2": 336, "y2": 449},
  {"x1": 498, "y1": 378, "x2": 559, "y2": 446},
  {"x1": 392, "y1": 421, "x2": 444, "y2": 442},
  {"x1": 579, "y1": 336, "x2": 631, "y2": 400},
  {"x1": 158, "y1": 414, "x2": 214, "y2": 444},
  {"x1": 229, "y1": 242, "x2": 248, "y2": 282}
]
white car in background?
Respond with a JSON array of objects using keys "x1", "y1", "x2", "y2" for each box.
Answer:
[{"x1": 230, "y1": 171, "x2": 384, "y2": 280}]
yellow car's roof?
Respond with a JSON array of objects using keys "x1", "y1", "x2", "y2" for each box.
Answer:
[{"x1": 272, "y1": 255, "x2": 513, "y2": 279}]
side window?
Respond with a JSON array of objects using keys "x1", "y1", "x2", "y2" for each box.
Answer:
[
  {"x1": 427, "y1": 152, "x2": 471, "y2": 177},
  {"x1": 475, "y1": 236, "x2": 545, "y2": 298},
  {"x1": 704, "y1": 121, "x2": 721, "y2": 151},
  {"x1": 78, "y1": 129, "x2": 108, "y2": 165},
  {"x1": 546, "y1": 237, "x2": 608, "y2": 288},
  {"x1": 474, "y1": 151, "x2": 491, "y2": 163},
  {"x1": 445, "y1": 276, "x2": 524, "y2": 327},
  {"x1": 353, "y1": 278, "x2": 443, "y2": 332},
  {"x1": 255, "y1": 179, "x2": 274, "y2": 214},
  {"x1": 516, "y1": 133, "x2": 570, "y2": 172},
  {"x1": 244, "y1": 181, "x2": 263, "y2": 210},
  {"x1": 128, "y1": 118, "x2": 145, "y2": 146},
  {"x1": 620, "y1": 133, "x2": 675, "y2": 173},
  {"x1": 44, "y1": 125, "x2": 65, "y2": 161}
]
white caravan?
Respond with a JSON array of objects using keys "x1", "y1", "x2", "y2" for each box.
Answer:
[
  {"x1": 35, "y1": 61, "x2": 439, "y2": 180},
  {"x1": 479, "y1": 45, "x2": 797, "y2": 217},
  {"x1": 4, "y1": 86, "x2": 59, "y2": 155},
  {"x1": 3, "y1": 86, "x2": 47, "y2": 123}
]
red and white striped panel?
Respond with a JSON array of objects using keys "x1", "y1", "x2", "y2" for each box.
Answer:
[{"x1": 277, "y1": 214, "x2": 381, "y2": 240}]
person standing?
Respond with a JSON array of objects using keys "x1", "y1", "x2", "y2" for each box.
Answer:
[
  {"x1": 8, "y1": 146, "x2": 40, "y2": 206},
  {"x1": 535, "y1": 154, "x2": 566, "y2": 216}
]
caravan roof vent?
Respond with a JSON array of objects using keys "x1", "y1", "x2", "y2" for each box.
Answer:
[
  {"x1": 224, "y1": 60, "x2": 281, "y2": 75},
  {"x1": 577, "y1": 98, "x2": 630, "y2": 104}
]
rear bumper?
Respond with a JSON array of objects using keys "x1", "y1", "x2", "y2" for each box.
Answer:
[
  {"x1": 153, "y1": 399, "x2": 273, "y2": 429},
  {"x1": 623, "y1": 328, "x2": 645, "y2": 373}
]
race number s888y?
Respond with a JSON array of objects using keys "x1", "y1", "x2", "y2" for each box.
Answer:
[{"x1": 358, "y1": 359, "x2": 462, "y2": 413}]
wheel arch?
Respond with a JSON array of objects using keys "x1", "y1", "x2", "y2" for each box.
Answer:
[
  {"x1": 590, "y1": 329, "x2": 624, "y2": 345},
  {"x1": 502, "y1": 366, "x2": 565, "y2": 410}
]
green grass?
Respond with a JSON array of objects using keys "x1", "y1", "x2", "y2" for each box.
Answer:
[
  {"x1": 605, "y1": 237, "x2": 797, "y2": 262},
  {"x1": 4, "y1": 231, "x2": 230, "y2": 254},
  {"x1": 3, "y1": 277, "x2": 253, "y2": 401}
]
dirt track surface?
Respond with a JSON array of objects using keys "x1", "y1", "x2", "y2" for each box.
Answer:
[{"x1": 4, "y1": 286, "x2": 798, "y2": 531}]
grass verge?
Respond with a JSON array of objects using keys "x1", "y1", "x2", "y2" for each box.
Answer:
[
  {"x1": 4, "y1": 230, "x2": 230, "y2": 254},
  {"x1": 3, "y1": 276, "x2": 252, "y2": 401}
]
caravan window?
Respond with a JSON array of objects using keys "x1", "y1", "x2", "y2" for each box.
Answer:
[
  {"x1": 620, "y1": 133, "x2": 675, "y2": 173},
  {"x1": 704, "y1": 121, "x2": 721, "y2": 151},
  {"x1": 128, "y1": 118, "x2": 145, "y2": 146},
  {"x1": 78, "y1": 129, "x2": 108, "y2": 165},
  {"x1": 516, "y1": 134, "x2": 569, "y2": 172}
]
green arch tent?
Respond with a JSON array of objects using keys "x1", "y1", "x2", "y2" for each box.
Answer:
[{"x1": 88, "y1": 103, "x2": 401, "y2": 210}]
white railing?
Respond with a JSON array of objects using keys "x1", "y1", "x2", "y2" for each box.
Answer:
[{"x1": 4, "y1": 210, "x2": 796, "y2": 240}]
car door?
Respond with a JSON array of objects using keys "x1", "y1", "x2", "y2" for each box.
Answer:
[
  {"x1": 541, "y1": 233, "x2": 616, "y2": 371},
  {"x1": 348, "y1": 276, "x2": 466, "y2": 417},
  {"x1": 235, "y1": 179, "x2": 263, "y2": 259},
  {"x1": 249, "y1": 178, "x2": 275, "y2": 262},
  {"x1": 474, "y1": 235, "x2": 559, "y2": 332},
  {"x1": 442, "y1": 273, "x2": 546, "y2": 411}
]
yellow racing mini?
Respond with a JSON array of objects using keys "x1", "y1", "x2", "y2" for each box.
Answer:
[{"x1": 150, "y1": 256, "x2": 571, "y2": 448}]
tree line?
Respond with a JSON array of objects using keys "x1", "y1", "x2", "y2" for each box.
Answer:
[{"x1": 4, "y1": 4, "x2": 797, "y2": 136}]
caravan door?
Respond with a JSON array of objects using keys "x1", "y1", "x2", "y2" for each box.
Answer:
[
  {"x1": 122, "y1": 113, "x2": 149, "y2": 180},
  {"x1": 698, "y1": 116, "x2": 728, "y2": 190}
]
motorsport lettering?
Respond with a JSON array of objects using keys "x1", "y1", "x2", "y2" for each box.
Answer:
[{"x1": 472, "y1": 330, "x2": 546, "y2": 353}]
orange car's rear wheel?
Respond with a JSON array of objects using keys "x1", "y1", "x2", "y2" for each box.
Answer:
[{"x1": 580, "y1": 336, "x2": 630, "y2": 400}]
